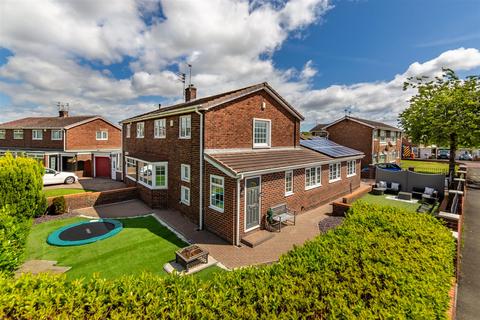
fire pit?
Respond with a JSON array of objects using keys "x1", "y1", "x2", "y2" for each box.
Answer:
[{"x1": 175, "y1": 245, "x2": 209, "y2": 272}]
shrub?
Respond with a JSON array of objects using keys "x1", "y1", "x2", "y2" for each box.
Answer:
[
  {"x1": 0, "y1": 209, "x2": 31, "y2": 275},
  {"x1": 0, "y1": 202, "x2": 455, "y2": 319},
  {"x1": 0, "y1": 153, "x2": 45, "y2": 219},
  {"x1": 50, "y1": 197, "x2": 66, "y2": 215}
]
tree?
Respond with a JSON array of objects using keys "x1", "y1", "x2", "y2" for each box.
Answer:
[{"x1": 400, "y1": 68, "x2": 480, "y2": 179}]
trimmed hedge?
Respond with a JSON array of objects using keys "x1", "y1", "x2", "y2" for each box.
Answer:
[
  {"x1": 0, "y1": 202, "x2": 455, "y2": 319},
  {"x1": 0, "y1": 210, "x2": 31, "y2": 274}
]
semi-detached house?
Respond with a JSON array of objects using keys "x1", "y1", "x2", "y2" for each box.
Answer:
[
  {"x1": 0, "y1": 108, "x2": 122, "y2": 179},
  {"x1": 121, "y1": 83, "x2": 364, "y2": 245}
]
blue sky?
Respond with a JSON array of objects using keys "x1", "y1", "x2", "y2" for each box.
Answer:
[{"x1": 0, "y1": 0, "x2": 479, "y2": 129}]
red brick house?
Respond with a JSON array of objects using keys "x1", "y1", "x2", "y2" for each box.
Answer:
[
  {"x1": 0, "y1": 108, "x2": 122, "y2": 179},
  {"x1": 121, "y1": 83, "x2": 364, "y2": 245},
  {"x1": 311, "y1": 116, "x2": 402, "y2": 169}
]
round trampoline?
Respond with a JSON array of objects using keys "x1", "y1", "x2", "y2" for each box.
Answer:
[{"x1": 47, "y1": 219, "x2": 123, "y2": 246}]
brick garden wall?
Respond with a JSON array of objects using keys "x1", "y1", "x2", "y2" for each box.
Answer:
[{"x1": 47, "y1": 187, "x2": 138, "y2": 210}]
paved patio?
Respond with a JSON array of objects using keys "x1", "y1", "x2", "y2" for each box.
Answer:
[
  {"x1": 77, "y1": 199, "x2": 335, "y2": 269},
  {"x1": 43, "y1": 177, "x2": 126, "y2": 192}
]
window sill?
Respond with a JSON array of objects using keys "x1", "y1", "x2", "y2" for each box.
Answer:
[
  {"x1": 136, "y1": 137, "x2": 144, "y2": 139},
  {"x1": 245, "y1": 225, "x2": 260, "y2": 233},
  {"x1": 347, "y1": 173, "x2": 356, "y2": 178},
  {"x1": 126, "y1": 175, "x2": 137, "y2": 182},
  {"x1": 137, "y1": 180, "x2": 167, "y2": 190},
  {"x1": 209, "y1": 205, "x2": 224, "y2": 213},
  {"x1": 154, "y1": 136, "x2": 166, "y2": 139},
  {"x1": 305, "y1": 184, "x2": 321, "y2": 191},
  {"x1": 285, "y1": 191, "x2": 294, "y2": 197},
  {"x1": 252, "y1": 145, "x2": 271, "y2": 149},
  {"x1": 96, "y1": 139, "x2": 108, "y2": 141},
  {"x1": 179, "y1": 136, "x2": 191, "y2": 139},
  {"x1": 181, "y1": 200, "x2": 190, "y2": 206},
  {"x1": 181, "y1": 178, "x2": 190, "y2": 183},
  {"x1": 329, "y1": 178, "x2": 342, "y2": 183}
]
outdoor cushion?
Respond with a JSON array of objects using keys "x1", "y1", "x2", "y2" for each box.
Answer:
[
  {"x1": 424, "y1": 187, "x2": 435, "y2": 195},
  {"x1": 378, "y1": 181, "x2": 387, "y2": 188},
  {"x1": 391, "y1": 182, "x2": 400, "y2": 191}
]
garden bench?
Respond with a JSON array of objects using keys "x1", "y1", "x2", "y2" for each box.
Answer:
[{"x1": 267, "y1": 203, "x2": 296, "y2": 232}]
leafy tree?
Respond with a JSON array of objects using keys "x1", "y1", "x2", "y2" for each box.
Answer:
[{"x1": 401, "y1": 68, "x2": 480, "y2": 178}]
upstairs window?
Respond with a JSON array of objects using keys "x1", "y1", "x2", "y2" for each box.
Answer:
[
  {"x1": 96, "y1": 131, "x2": 108, "y2": 140},
  {"x1": 329, "y1": 162, "x2": 341, "y2": 182},
  {"x1": 0, "y1": 129, "x2": 5, "y2": 139},
  {"x1": 253, "y1": 118, "x2": 271, "y2": 148},
  {"x1": 126, "y1": 124, "x2": 131, "y2": 138},
  {"x1": 51, "y1": 130, "x2": 62, "y2": 140},
  {"x1": 32, "y1": 129, "x2": 43, "y2": 140},
  {"x1": 347, "y1": 160, "x2": 356, "y2": 177},
  {"x1": 13, "y1": 129, "x2": 24, "y2": 140},
  {"x1": 154, "y1": 119, "x2": 166, "y2": 138},
  {"x1": 179, "y1": 115, "x2": 191, "y2": 139},
  {"x1": 136, "y1": 122, "x2": 144, "y2": 138},
  {"x1": 181, "y1": 164, "x2": 190, "y2": 182},
  {"x1": 379, "y1": 130, "x2": 386, "y2": 143}
]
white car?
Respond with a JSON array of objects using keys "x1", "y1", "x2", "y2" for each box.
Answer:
[{"x1": 43, "y1": 168, "x2": 78, "y2": 185}]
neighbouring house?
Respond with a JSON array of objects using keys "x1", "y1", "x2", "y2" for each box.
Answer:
[
  {"x1": 121, "y1": 82, "x2": 364, "y2": 245},
  {"x1": 311, "y1": 116, "x2": 402, "y2": 169},
  {"x1": 0, "y1": 106, "x2": 122, "y2": 179},
  {"x1": 309, "y1": 123, "x2": 329, "y2": 137}
]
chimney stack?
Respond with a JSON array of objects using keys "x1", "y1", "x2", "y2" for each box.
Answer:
[
  {"x1": 57, "y1": 102, "x2": 69, "y2": 117},
  {"x1": 185, "y1": 84, "x2": 197, "y2": 102}
]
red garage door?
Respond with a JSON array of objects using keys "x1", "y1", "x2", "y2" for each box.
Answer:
[{"x1": 95, "y1": 157, "x2": 111, "y2": 178}]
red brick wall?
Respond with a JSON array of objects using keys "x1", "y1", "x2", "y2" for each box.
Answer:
[
  {"x1": 204, "y1": 91, "x2": 300, "y2": 149},
  {"x1": 326, "y1": 120, "x2": 373, "y2": 169},
  {"x1": 0, "y1": 129, "x2": 63, "y2": 150},
  {"x1": 47, "y1": 187, "x2": 138, "y2": 210},
  {"x1": 238, "y1": 159, "x2": 361, "y2": 239},
  {"x1": 123, "y1": 112, "x2": 201, "y2": 222},
  {"x1": 66, "y1": 119, "x2": 121, "y2": 151},
  {"x1": 203, "y1": 162, "x2": 237, "y2": 243}
]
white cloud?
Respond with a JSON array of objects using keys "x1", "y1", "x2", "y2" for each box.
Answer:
[{"x1": 298, "y1": 48, "x2": 480, "y2": 130}]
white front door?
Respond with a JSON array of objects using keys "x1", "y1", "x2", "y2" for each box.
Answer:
[
  {"x1": 111, "y1": 155, "x2": 117, "y2": 179},
  {"x1": 245, "y1": 177, "x2": 261, "y2": 231},
  {"x1": 49, "y1": 155, "x2": 57, "y2": 170}
]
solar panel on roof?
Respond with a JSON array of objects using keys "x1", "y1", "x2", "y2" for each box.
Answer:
[{"x1": 300, "y1": 138, "x2": 363, "y2": 158}]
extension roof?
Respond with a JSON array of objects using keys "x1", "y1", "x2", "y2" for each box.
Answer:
[
  {"x1": 300, "y1": 137, "x2": 364, "y2": 158},
  {"x1": 121, "y1": 82, "x2": 304, "y2": 123}
]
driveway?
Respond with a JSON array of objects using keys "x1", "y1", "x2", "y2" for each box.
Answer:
[
  {"x1": 456, "y1": 164, "x2": 480, "y2": 320},
  {"x1": 43, "y1": 177, "x2": 126, "y2": 192}
]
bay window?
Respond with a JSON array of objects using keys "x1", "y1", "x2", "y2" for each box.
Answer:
[
  {"x1": 126, "y1": 158, "x2": 137, "y2": 181},
  {"x1": 137, "y1": 160, "x2": 168, "y2": 189}
]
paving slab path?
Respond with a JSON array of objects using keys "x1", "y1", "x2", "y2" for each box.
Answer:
[{"x1": 456, "y1": 164, "x2": 480, "y2": 320}]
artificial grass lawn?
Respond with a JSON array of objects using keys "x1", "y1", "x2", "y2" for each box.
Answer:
[
  {"x1": 43, "y1": 188, "x2": 92, "y2": 197},
  {"x1": 400, "y1": 160, "x2": 456, "y2": 172},
  {"x1": 193, "y1": 265, "x2": 226, "y2": 281},
  {"x1": 27, "y1": 216, "x2": 192, "y2": 280},
  {"x1": 358, "y1": 193, "x2": 421, "y2": 212}
]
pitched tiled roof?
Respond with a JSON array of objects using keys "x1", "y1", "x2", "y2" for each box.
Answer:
[
  {"x1": 310, "y1": 123, "x2": 328, "y2": 132},
  {"x1": 0, "y1": 116, "x2": 97, "y2": 129},
  {"x1": 347, "y1": 116, "x2": 400, "y2": 130},
  {"x1": 121, "y1": 82, "x2": 304, "y2": 123},
  {"x1": 206, "y1": 148, "x2": 337, "y2": 176}
]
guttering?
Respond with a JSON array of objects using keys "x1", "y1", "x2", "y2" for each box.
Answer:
[{"x1": 195, "y1": 107, "x2": 204, "y2": 230}]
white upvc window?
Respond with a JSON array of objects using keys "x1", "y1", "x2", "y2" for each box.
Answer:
[
  {"x1": 181, "y1": 164, "x2": 190, "y2": 182},
  {"x1": 179, "y1": 115, "x2": 191, "y2": 139},
  {"x1": 181, "y1": 186, "x2": 190, "y2": 206},
  {"x1": 373, "y1": 130, "x2": 378, "y2": 140},
  {"x1": 51, "y1": 129, "x2": 62, "y2": 140},
  {"x1": 137, "y1": 160, "x2": 168, "y2": 189},
  {"x1": 136, "y1": 122, "x2": 144, "y2": 138},
  {"x1": 126, "y1": 124, "x2": 131, "y2": 138},
  {"x1": 347, "y1": 160, "x2": 356, "y2": 177},
  {"x1": 0, "y1": 130, "x2": 5, "y2": 139},
  {"x1": 285, "y1": 170, "x2": 293, "y2": 196},
  {"x1": 305, "y1": 166, "x2": 322, "y2": 190},
  {"x1": 154, "y1": 119, "x2": 166, "y2": 138},
  {"x1": 96, "y1": 130, "x2": 108, "y2": 140},
  {"x1": 329, "y1": 162, "x2": 342, "y2": 182},
  {"x1": 379, "y1": 130, "x2": 386, "y2": 143},
  {"x1": 253, "y1": 118, "x2": 271, "y2": 148},
  {"x1": 13, "y1": 129, "x2": 24, "y2": 140},
  {"x1": 126, "y1": 158, "x2": 137, "y2": 181},
  {"x1": 32, "y1": 129, "x2": 43, "y2": 140},
  {"x1": 210, "y1": 175, "x2": 224, "y2": 212}
]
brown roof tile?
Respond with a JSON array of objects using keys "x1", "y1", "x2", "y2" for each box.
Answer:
[
  {"x1": 206, "y1": 148, "x2": 334, "y2": 175},
  {"x1": 0, "y1": 116, "x2": 97, "y2": 129}
]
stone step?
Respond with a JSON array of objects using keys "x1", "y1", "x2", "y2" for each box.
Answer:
[{"x1": 241, "y1": 230, "x2": 275, "y2": 248}]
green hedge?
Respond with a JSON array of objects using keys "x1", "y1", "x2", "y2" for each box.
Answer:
[
  {"x1": 0, "y1": 210, "x2": 31, "y2": 274},
  {"x1": 0, "y1": 153, "x2": 46, "y2": 219},
  {"x1": 0, "y1": 202, "x2": 455, "y2": 319}
]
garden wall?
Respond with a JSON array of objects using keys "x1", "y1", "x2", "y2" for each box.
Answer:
[{"x1": 47, "y1": 187, "x2": 138, "y2": 211}]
